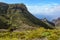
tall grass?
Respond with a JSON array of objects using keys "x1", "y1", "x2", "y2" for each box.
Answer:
[{"x1": 0, "y1": 27, "x2": 60, "y2": 40}]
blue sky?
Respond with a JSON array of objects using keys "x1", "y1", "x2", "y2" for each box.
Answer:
[
  {"x1": 0, "y1": 0, "x2": 60, "y2": 5},
  {"x1": 0, "y1": 0, "x2": 60, "y2": 21}
]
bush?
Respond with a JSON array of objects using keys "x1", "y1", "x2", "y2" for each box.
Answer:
[{"x1": 0, "y1": 27, "x2": 60, "y2": 40}]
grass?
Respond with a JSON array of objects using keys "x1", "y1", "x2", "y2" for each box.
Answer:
[{"x1": 0, "y1": 27, "x2": 60, "y2": 40}]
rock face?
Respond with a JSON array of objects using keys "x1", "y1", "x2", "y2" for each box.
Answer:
[
  {"x1": 0, "y1": 2, "x2": 54, "y2": 30},
  {"x1": 52, "y1": 17, "x2": 60, "y2": 26},
  {"x1": 0, "y1": 2, "x2": 9, "y2": 14}
]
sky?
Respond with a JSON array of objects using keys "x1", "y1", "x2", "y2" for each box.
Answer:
[{"x1": 0, "y1": 0, "x2": 60, "y2": 21}]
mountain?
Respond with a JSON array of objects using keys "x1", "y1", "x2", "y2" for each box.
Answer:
[
  {"x1": 0, "y1": 2, "x2": 54, "y2": 30},
  {"x1": 41, "y1": 18, "x2": 55, "y2": 27},
  {"x1": 52, "y1": 17, "x2": 60, "y2": 27}
]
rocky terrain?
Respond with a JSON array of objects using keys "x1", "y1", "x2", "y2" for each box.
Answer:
[
  {"x1": 0, "y1": 2, "x2": 55, "y2": 31},
  {"x1": 52, "y1": 17, "x2": 60, "y2": 29}
]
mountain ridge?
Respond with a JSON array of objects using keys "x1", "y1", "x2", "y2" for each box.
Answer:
[
  {"x1": 52, "y1": 17, "x2": 60, "y2": 26},
  {"x1": 0, "y1": 2, "x2": 54, "y2": 30}
]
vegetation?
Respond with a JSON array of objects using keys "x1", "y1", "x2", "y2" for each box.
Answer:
[
  {"x1": 0, "y1": 2, "x2": 55, "y2": 30},
  {"x1": 0, "y1": 2, "x2": 60, "y2": 40},
  {"x1": 0, "y1": 27, "x2": 60, "y2": 40}
]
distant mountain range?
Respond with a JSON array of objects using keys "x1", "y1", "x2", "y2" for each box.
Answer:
[{"x1": 0, "y1": 2, "x2": 55, "y2": 31}]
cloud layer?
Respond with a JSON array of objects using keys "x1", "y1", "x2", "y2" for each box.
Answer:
[{"x1": 26, "y1": 3, "x2": 60, "y2": 20}]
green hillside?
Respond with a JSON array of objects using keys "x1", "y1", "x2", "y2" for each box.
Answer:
[{"x1": 0, "y1": 2, "x2": 54, "y2": 31}]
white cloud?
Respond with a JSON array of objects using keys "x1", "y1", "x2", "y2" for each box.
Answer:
[
  {"x1": 26, "y1": 3, "x2": 60, "y2": 20},
  {"x1": 26, "y1": 3, "x2": 60, "y2": 16}
]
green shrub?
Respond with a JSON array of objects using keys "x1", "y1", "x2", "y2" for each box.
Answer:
[{"x1": 0, "y1": 27, "x2": 60, "y2": 40}]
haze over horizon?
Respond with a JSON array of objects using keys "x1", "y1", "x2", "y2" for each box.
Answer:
[{"x1": 0, "y1": 0, "x2": 60, "y2": 21}]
